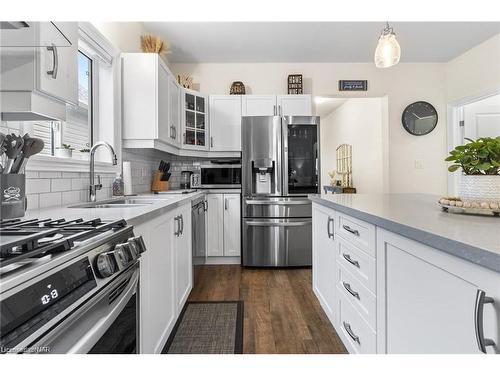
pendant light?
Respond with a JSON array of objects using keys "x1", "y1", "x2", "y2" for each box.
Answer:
[{"x1": 374, "y1": 22, "x2": 401, "y2": 68}]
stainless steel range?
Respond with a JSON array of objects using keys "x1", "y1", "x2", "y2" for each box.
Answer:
[
  {"x1": 241, "y1": 116, "x2": 320, "y2": 267},
  {"x1": 0, "y1": 217, "x2": 146, "y2": 354}
]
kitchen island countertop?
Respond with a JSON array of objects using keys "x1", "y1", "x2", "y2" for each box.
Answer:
[{"x1": 309, "y1": 193, "x2": 500, "y2": 273}]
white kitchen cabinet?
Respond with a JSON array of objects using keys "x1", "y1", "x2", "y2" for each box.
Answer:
[
  {"x1": 377, "y1": 228, "x2": 500, "y2": 354},
  {"x1": 277, "y1": 94, "x2": 312, "y2": 116},
  {"x1": 312, "y1": 203, "x2": 337, "y2": 323},
  {"x1": 207, "y1": 193, "x2": 241, "y2": 258},
  {"x1": 136, "y1": 212, "x2": 176, "y2": 354},
  {"x1": 241, "y1": 95, "x2": 276, "y2": 116},
  {"x1": 122, "y1": 53, "x2": 176, "y2": 147},
  {"x1": 0, "y1": 22, "x2": 78, "y2": 120},
  {"x1": 174, "y1": 203, "x2": 193, "y2": 313},
  {"x1": 168, "y1": 75, "x2": 181, "y2": 146},
  {"x1": 209, "y1": 95, "x2": 242, "y2": 151},
  {"x1": 207, "y1": 194, "x2": 224, "y2": 256},
  {"x1": 135, "y1": 201, "x2": 193, "y2": 353},
  {"x1": 223, "y1": 194, "x2": 241, "y2": 256},
  {"x1": 182, "y1": 88, "x2": 209, "y2": 150}
]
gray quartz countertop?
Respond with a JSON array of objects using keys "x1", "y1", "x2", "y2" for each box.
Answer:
[
  {"x1": 309, "y1": 193, "x2": 500, "y2": 273},
  {"x1": 22, "y1": 191, "x2": 205, "y2": 227}
]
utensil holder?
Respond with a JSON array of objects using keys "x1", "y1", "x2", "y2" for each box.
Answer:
[
  {"x1": 151, "y1": 171, "x2": 170, "y2": 192},
  {"x1": 1, "y1": 174, "x2": 26, "y2": 219}
]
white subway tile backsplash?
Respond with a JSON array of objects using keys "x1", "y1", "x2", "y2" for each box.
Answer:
[
  {"x1": 26, "y1": 179, "x2": 51, "y2": 194},
  {"x1": 25, "y1": 171, "x2": 39, "y2": 179},
  {"x1": 62, "y1": 172, "x2": 80, "y2": 178},
  {"x1": 26, "y1": 194, "x2": 39, "y2": 210},
  {"x1": 61, "y1": 190, "x2": 82, "y2": 205},
  {"x1": 39, "y1": 192, "x2": 62, "y2": 208},
  {"x1": 39, "y1": 171, "x2": 62, "y2": 179},
  {"x1": 71, "y1": 178, "x2": 87, "y2": 190},
  {"x1": 51, "y1": 178, "x2": 72, "y2": 192}
]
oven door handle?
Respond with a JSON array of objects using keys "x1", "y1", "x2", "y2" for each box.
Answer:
[{"x1": 33, "y1": 265, "x2": 139, "y2": 354}]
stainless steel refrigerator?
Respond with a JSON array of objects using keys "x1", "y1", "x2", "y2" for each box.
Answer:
[{"x1": 241, "y1": 116, "x2": 320, "y2": 267}]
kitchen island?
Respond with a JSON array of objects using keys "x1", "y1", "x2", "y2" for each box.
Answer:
[{"x1": 309, "y1": 193, "x2": 500, "y2": 354}]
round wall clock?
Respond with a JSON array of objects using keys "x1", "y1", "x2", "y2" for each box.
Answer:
[{"x1": 402, "y1": 101, "x2": 438, "y2": 136}]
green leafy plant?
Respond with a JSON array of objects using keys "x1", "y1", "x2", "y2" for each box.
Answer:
[
  {"x1": 445, "y1": 137, "x2": 500, "y2": 175},
  {"x1": 79, "y1": 143, "x2": 90, "y2": 153},
  {"x1": 57, "y1": 143, "x2": 73, "y2": 150}
]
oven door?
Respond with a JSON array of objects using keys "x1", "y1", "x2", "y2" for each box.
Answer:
[
  {"x1": 242, "y1": 218, "x2": 312, "y2": 267},
  {"x1": 32, "y1": 264, "x2": 139, "y2": 354}
]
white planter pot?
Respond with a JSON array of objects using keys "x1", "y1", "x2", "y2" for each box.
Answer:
[
  {"x1": 54, "y1": 148, "x2": 73, "y2": 158},
  {"x1": 459, "y1": 175, "x2": 500, "y2": 201},
  {"x1": 73, "y1": 152, "x2": 90, "y2": 161}
]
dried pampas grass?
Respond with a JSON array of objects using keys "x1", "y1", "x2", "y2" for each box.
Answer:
[{"x1": 141, "y1": 34, "x2": 170, "y2": 55}]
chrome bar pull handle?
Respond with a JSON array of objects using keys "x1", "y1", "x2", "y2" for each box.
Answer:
[
  {"x1": 342, "y1": 253, "x2": 360, "y2": 268},
  {"x1": 210, "y1": 137, "x2": 214, "y2": 148},
  {"x1": 474, "y1": 289, "x2": 495, "y2": 353},
  {"x1": 273, "y1": 105, "x2": 276, "y2": 115},
  {"x1": 224, "y1": 198, "x2": 228, "y2": 210},
  {"x1": 343, "y1": 322, "x2": 360, "y2": 344},
  {"x1": 327, "y1": 216, "x2": 334, "y2": 239},
  {"x1": 46, "y1": 44, "x2": 58, "y2": 79},
  {"x1": 180, "y1": 214, "x2": 184, "y2": 235},
  {"x1": 343, "y1": 282, "x2": 360, "y2": 299},
  {"x1": 343, "y1": 225, "x2": 359, "y2": 236},
  {"x1": 173, "y1": 216, "x2": 179, "y2": 236}
]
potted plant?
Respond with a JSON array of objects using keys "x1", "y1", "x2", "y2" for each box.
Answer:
[
  {"x1": 446, "y1": 137, "x2": 500, "y2": 200},
  {"x1": 55, "y1": 144, "x2": 73, "y2": 158},
  {"x1": 75, "y1": 144, "x2": 90, "y2": 160}
]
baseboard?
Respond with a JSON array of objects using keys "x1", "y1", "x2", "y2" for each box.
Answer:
[{"x1": 205, "y1": 256, "x2": 241, "y2": 265}]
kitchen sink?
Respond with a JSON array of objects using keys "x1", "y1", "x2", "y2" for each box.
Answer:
[{"x1": 68, "y1": 198, "x2": 164, "y2": 209}]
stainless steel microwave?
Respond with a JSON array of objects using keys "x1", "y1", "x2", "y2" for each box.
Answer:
[{"x1": 192, "y1": 160, "x2": 242, "y2": 188}]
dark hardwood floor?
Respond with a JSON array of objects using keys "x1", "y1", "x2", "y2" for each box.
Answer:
[{"x1": 188, "y1": 265, "x2": 347, "y2": 354}]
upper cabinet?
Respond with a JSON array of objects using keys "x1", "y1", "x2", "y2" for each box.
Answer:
[
  {"x1": 181, "y1": 89, "x2": 209, "y2": 150},
  {"x1": 241, "y1": 95, "x2": 276, "y2": 116},
  {"x1": 0, "y1": 22, "x2": 78, "y2": 121},
  {"x1": 277, "y1": 94, "x2": 312, "y2": 116},
  {"x1": 122, "y1": 53, "x2": 179, "y2": 148},
  {"x1": 209, "y1": 95, "x2": 242, "y2": 152}
]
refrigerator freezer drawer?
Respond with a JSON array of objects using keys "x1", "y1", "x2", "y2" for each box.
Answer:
[
  {"x1": 243, "y1": 197, "x2": 312, "y2": 218},
  {"x1": 242, "y1": 218, "x2": 312, "y2": 267}
]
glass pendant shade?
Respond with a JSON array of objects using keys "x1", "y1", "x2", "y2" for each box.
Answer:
[{"x1": 374, "y1": 26, "x2": 401, "y2": 68}]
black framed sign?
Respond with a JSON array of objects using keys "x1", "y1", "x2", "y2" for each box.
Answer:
[{"x1": 338, "y1": 80, "x2": 368, "y2": 91}]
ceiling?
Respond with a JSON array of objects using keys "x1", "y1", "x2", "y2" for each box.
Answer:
[{"x1": 144, "y1": 22, "x2": 500, "y2": 63}]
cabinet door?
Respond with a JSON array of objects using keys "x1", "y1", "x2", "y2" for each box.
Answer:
[
  {"x1": 277, "y1": 94, "x2": 312, "y2": 116},
  {"x1": 136, "y1": 213, "x2": 175, "y2": 353},
  {"x1": 168, "y1": 75, "x2": 181, "y2": 146},
  {"x1": 223, "y1": 194, "x2": 241, "y2": 256},
  {"x1": 241, "y1": 95, "x2": 276, "y2": 116},
  {"x1": 157, "y1": 64, "x2": 171, "y2": 144},
  {"x1": 209, "y1": 95, "x2": 242, "y2": 151},
  {"x1": 174, "y1": 204, "x2": 193, "y2": 313},
  {"x1": 312, "y1": 204, "x2": 336, "y2": 323},
  {"x1": 377, "y1": 229, "x2": 483, "y2": 354},
  {"x1": 37, "y1": 22, "x2": 78, "y2": 105},
  {"x1": 206, "y1": 194, "x2": 224, "y2": 256}
]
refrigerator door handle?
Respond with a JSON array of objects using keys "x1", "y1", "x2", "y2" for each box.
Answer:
[
  {"x1": 282, "y1": 120, "x2": 289, "y2": 196},
  {"x1": 245, "y1": 220, "x2": 311, "y2": 227},
  {"x1": 245, "y1": 199, "x2": 311, "y2": 205}
]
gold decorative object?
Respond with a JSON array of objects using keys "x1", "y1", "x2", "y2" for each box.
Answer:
[
  {"x1": 140, "y1": 34, "x2": 170, "y2": 55},
  {"x1": 438, "y1": 197, "x2": 500, "y2": 216},
  {"x1": 177, "y1": 74, "x2": 193, "y2": 89},
  {"x1": 230, "y1": 81, "x2": 246, "y2": 95},
  {"x1": 336, "y1": 144, "x2": 353, "y2": 187}
]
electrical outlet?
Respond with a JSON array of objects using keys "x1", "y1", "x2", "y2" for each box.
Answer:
[{"x1": 414, "y1": 159, "x2": 424, "y2": 169}]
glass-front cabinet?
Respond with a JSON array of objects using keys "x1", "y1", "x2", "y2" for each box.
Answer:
[{"x1": 182, "y1": 89, "x2": 208, "y2": 150}]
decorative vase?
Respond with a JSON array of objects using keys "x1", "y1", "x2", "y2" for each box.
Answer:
[
  {"x1": 55, "y1": 148, "x2": 73, "y2": 158},
  {"x1": 459, "y1": 175, "x2": 500, "y2": 201}
]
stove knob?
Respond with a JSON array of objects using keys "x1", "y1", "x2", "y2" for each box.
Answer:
[
  {"x1": 127, "y1": 238, "x2": 139, "y2": 258},
  {"x1": 96, "y1": 252, "x2": 117, "y2": 278},
  {"x1": 130, "y1": 236, "x2": 146, "y2": 254},
  {"x1": 116, "y1": 243, "x2": 135, "y2": 266}
]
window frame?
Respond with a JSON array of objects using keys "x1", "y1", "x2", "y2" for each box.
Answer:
[{"x1": 26, "y1": 23, "x2": 121, "y2": 174}]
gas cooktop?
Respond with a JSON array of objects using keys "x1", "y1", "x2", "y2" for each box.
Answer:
[{"x1": 0, "y1": 217, "x2": 127, "y2": 268}]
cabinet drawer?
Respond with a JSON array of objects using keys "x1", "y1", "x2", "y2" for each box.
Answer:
[
  {"x1": 336, "y1": 236, "x2": 376, "y2": 293},
  {"x1": 337, "y1": 262, "x2": 376, "y2": 330},
  {"x1": 336, "y1": 291, "x2": 376, "y2": 354},
  {"x1": 335, "y1": 211, "x2": 376, "y2": 256}
]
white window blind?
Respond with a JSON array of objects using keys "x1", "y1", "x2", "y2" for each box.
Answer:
[
  {"x1": 62, "y1": 105, "x2": 90, "y2": 152},
  {"x1": 31, "y1": 122, "x2": 53, "y2": 155}
]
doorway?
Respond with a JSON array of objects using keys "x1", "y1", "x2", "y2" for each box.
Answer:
[{"x1": 447, "y1": 92, "x2": 500, "y2": 195}]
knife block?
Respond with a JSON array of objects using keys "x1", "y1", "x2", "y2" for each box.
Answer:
[{"x1": 151, "y1": 171, "x2": 170, "y2": 192}]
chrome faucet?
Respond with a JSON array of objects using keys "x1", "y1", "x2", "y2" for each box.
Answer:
[{"x1": 89, "y1": 141, "x2": 118, "y2": 202}]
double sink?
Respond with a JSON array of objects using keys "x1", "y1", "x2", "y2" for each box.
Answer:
[{"x1": 69, "y1": 197, "x2": 175, "y2": 209}]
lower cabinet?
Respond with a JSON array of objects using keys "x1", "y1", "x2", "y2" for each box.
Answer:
[
  {"x1": 377, "y1": 228, "x2": 500, "y2": 354},
  {"x1": 206, "y1": 193, "x2": 241, "y2": 258},
  {"x1": 312, "y1": 203, "x2": 336, "y2": 322},
  {"x1": 135, "y1": 201, "x2": 193, "y2": 353}
]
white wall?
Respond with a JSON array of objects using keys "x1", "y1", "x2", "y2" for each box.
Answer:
[
  {"x1": 321, "y1": 98, "x2": 385, "y2": 194},
  {"x1": 173, "y1": 62, "x2": 447, "y2": 194},
  {"x1": 92, "y1": 22, "x2": 146, "y2": 53},
  {"x1": 446, "y1": 34, "x2": 500, "y2": 102}
]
